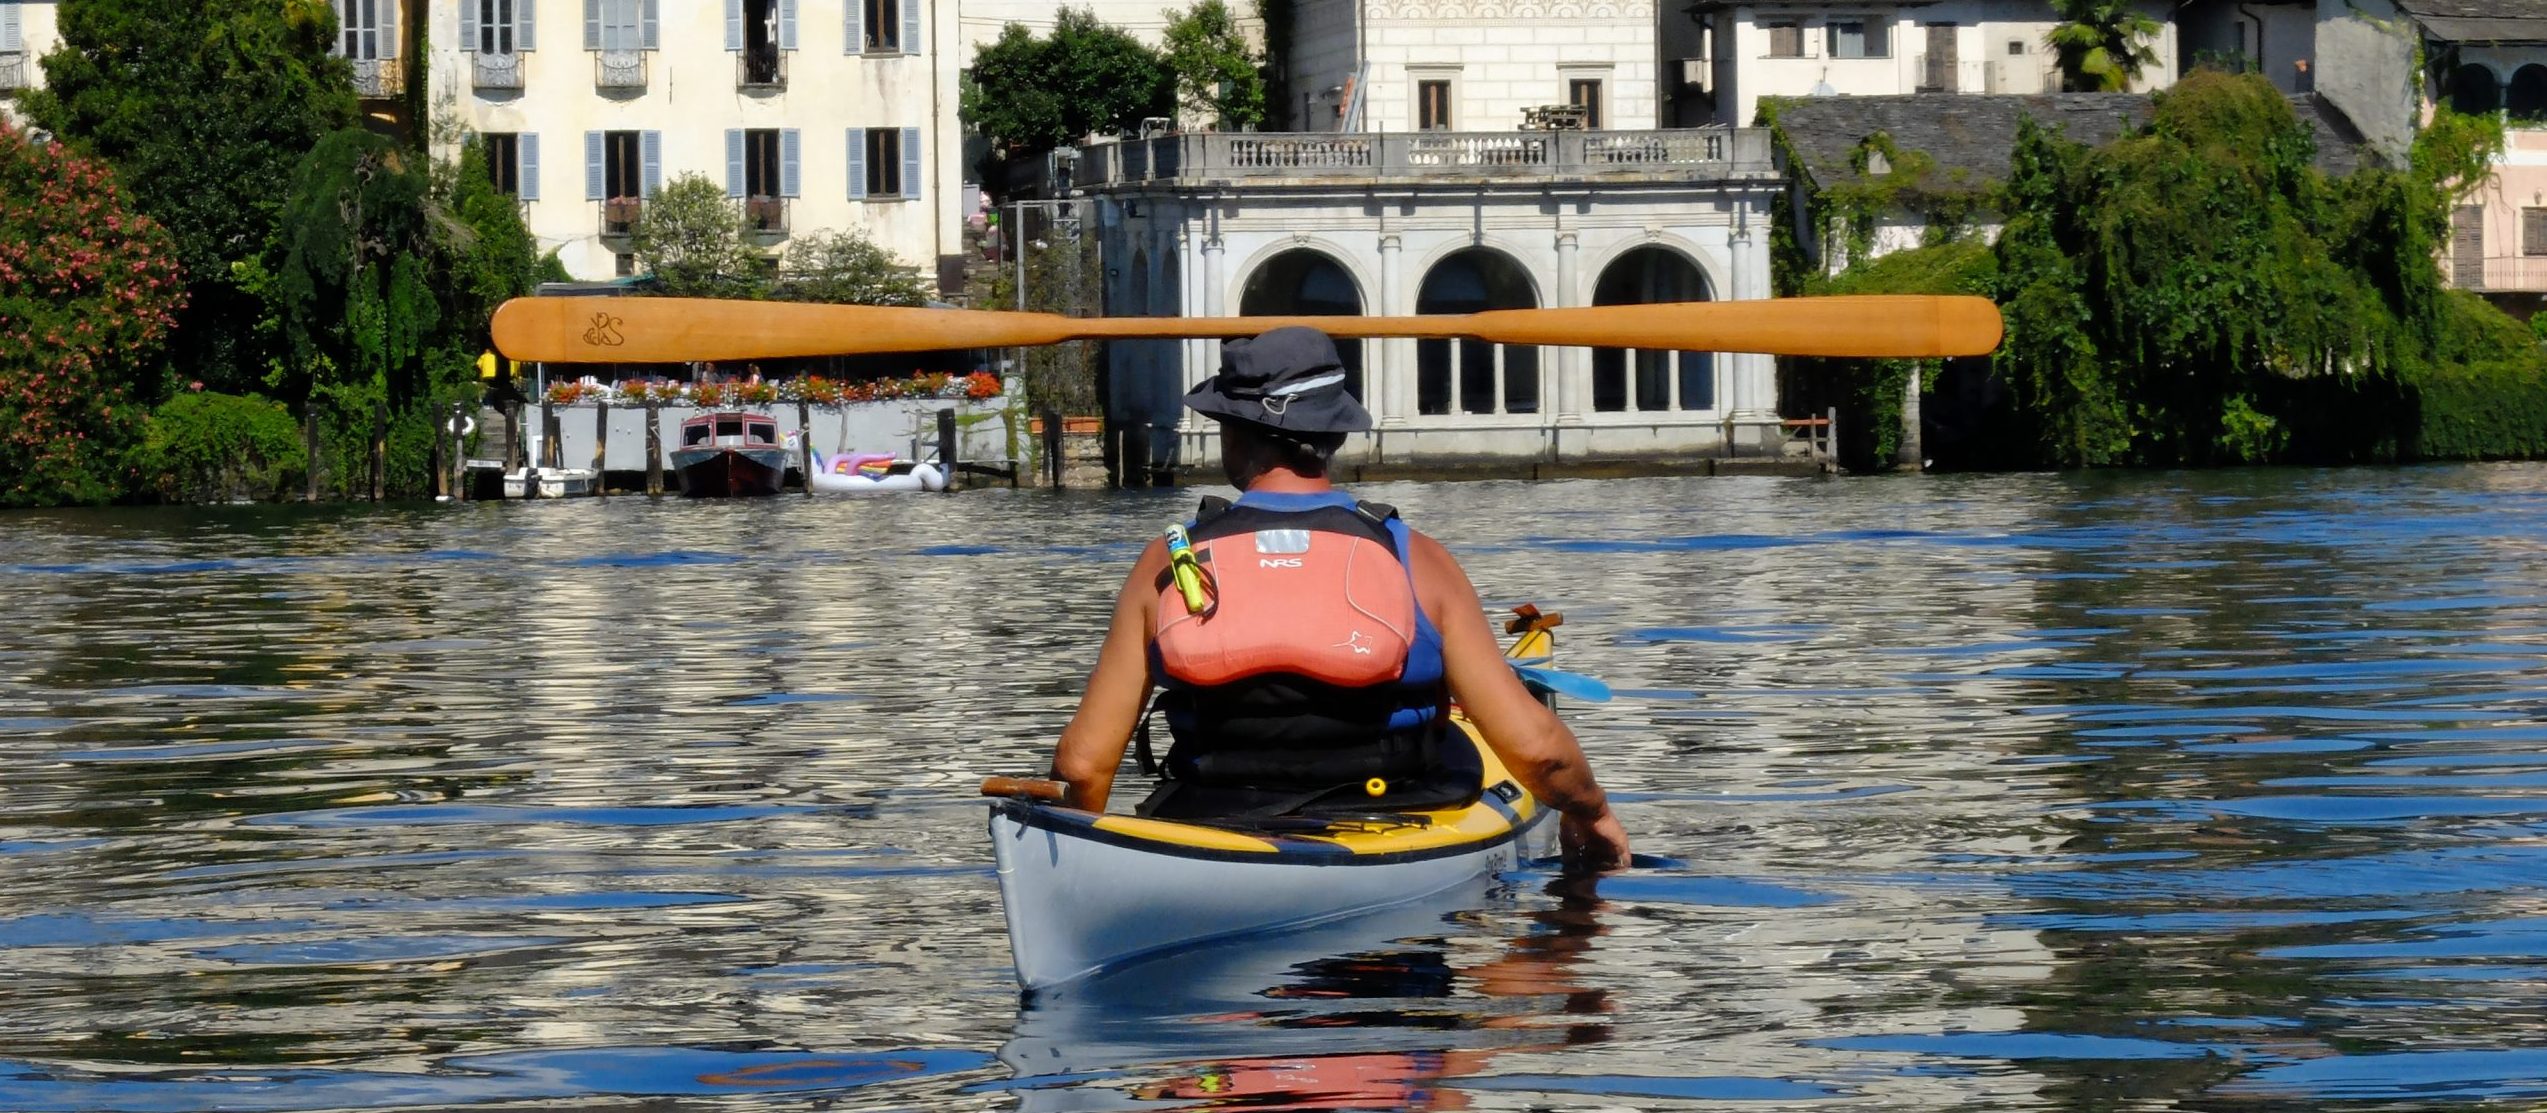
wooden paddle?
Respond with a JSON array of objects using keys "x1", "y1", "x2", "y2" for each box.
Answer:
[{"x1": 491, "y1": 295, "x2": 2003, "y2": 364}]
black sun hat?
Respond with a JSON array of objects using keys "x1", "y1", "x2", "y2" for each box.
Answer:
[{"x1": 1183, "y1": 326, "x2": 1372, "y2": 435}]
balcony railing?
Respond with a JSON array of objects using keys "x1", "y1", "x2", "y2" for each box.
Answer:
[
  {"x1": 473, "y1": 51, "x2": 525, "y2": 91},
  {"x1": 602, "y1": 197, "x2": 644, "y2": 237},
  {"x1": 738, "y1": 48, "x2": 786, "y2": 90},
  {"x1": 1077, "y1": 128, "x2": 1772, "y2": 187},
  {"x1": 349, "y1": 57, "x2": 404, "y2": 98},
  {"x1": 596, "y1": 50, "x2": 647, "y2": 91},
  {"x1": 744, "y1": 196, "x2": 789, "y2": 239},
  {"x1": 0, "y1": 52, "x2": 24, "y2": 92}
]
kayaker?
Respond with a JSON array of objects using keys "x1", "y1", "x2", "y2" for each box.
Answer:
[{"x1": 1050, "y1": 327, "x2": 1631, "y2": 871}]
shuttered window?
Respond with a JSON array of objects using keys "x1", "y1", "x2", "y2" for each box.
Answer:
[
  {"x1": 2525, "y1": 207, "x2": 2547, "y2": 257},
  {"x1": 1764, "y1": 22, "x2": 1802, "y2": 58}
]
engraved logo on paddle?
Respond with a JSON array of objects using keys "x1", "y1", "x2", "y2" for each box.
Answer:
[{"x1": 583, "y1": 312, "x2": 626, "y2": 348}]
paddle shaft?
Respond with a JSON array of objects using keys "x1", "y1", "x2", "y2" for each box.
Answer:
[{"x1": 492, "y1": 295, "x2": 2003, "y2": 364}]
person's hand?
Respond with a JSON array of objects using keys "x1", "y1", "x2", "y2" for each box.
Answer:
[{"x1": 1559, "y1": 806, "x2": 1630, "y2": 873}]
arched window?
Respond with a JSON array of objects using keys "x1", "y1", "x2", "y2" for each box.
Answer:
[
  {"x1": 1238, "y1": 250, "x2": 1365, "y2": 404},
  {"x1": 1592, "y1": 247, "x2": 1714, "y2": 412},
  {"x1": 2510, "y1": 64, "x2": 2547, "y2": 120},
  {"x1": 2452, "y1": 63, "x2": 2502, "y2": 115},
  {"x1": 1415, "y1": 249, "x2": 1539, "y2": 416}
]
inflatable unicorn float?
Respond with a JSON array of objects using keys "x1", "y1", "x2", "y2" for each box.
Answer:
[{"x1": 786, "y1": 432, "x2": 948, "y2": 493}]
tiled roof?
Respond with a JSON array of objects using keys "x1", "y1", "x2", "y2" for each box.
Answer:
[
  {"x1": 2390, "y1": 0, "x2": 2547, "y2": 41},
  {"x1": 1771, "y1": 92, "x2": 2369, "y2": 193}
]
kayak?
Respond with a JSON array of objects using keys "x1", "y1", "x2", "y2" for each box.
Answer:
[{"x1": 984, "y1": 607, "x2": 1567, "y2": 991}]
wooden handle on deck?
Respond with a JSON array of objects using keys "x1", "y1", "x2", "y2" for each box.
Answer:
[
  {"x1": 981, "y1": 776, "x2": 1069, "y2": 802},
  {"x1": 492, "y1": 295, "x2": 2005, "y2": 363}
]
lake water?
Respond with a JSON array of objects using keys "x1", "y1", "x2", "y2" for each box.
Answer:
[{"x1": 7, "y1": 465, "x2": 2547, "y2": 1110}]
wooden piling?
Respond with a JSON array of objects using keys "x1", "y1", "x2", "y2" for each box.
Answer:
[
  {"x1": 370, "y1": 398, "x2": 388, "y2": 502},
  {"x1": 797, "y1": 398, "x2": 815, "y2": 497},
  {"x1": 593, "y1": 401, "x2": 609, "y2": 496},
  {"x1": 644, "y1": 400, "x2": 664, "y2": 495},
  {"x1": 937, "y1": 408, "x2": 958, "y2": 492},
  {"x1": 1038, "y1": 407, "x2": 1060, "y2": 488},
  {"x1": 304, "y1": 408, "x2": 321, "y2": 502}
]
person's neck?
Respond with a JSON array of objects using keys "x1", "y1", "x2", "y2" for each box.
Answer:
[{"x1": 1244, "y1": 469, "x2": 1332, "y2": 495}]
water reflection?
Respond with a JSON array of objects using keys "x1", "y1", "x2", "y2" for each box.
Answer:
[
  {"x1": 1002, "y1": 875, "x2": 1624, "y2": 1112},
  {"x1": 8, "y1": 468, "x2": 2547, "y2": 1107}
]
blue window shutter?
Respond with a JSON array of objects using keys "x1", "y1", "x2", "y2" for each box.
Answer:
[
  {"x1": 901, "y1": 0, "x2": 919, "y2": 54},
  {"x1": 1, "y1": 6, "x2": 19, "y2": 55},
  {"x1": 519, "y1": 0, "x2": 536, "y2": 51},
  {"x1": 725, "y1": 129, "x2": 745, "y2": 197},
  {"x1": 781, "y1": 129, "x2": 801, "y2": 197},
  {"x1": 780, "y1": 0, "x2": 797, "y2": 49},
  {"x1": 522, "y1": 133, "x2": 542, "y2": 201},
  {"x1": 641, "y1": 130, "x2": 662, "y2": 196},
  {"x1": 584, "y1": 131, "x2": 605, "y2": 200},
  {"x1": 844, "y1": 0, "x2": 860, "y2": 53},
  {"x1": 847, "y1": 128, "x2": 867, "y2": 199},
  {"x1": 901, "y1": 127, "x2": 921, "y2": 198},
  {"x1": 584, "y1": 0, "x2": 600, "y2": 49},
  {"x1": 461, "y1": 0, "x2": 478, "y2": 51},
  {"x1": 641, "y1": 0, "x2": 658, "y2": 49},
  {"x1": 724, "y1": 0, "x2": 741, "y2": 50}
]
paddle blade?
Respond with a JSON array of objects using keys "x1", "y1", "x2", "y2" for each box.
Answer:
[{"x1": 1511, "y1": 662, "x2": 1613, "y2": 703}]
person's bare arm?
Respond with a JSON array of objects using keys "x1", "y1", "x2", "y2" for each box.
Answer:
[
  {"x1": 1411, "y1": 533, "x2": 1630, "y2": 870},
  {"x1": 1050, "y1": 539, "x2": 1168, "y2": 813}
]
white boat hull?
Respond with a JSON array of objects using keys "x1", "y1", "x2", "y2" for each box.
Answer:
[
  {"x1": 989, "y1": 797, "x2": 1543, "y2": 991},
  {"x1": 501, "y1": 467, "x2": 599, "y2": 498}
]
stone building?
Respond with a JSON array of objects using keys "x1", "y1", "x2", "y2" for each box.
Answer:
[{"x1": 1079, "y1": 128, "x2": 1786, "y2": 474}]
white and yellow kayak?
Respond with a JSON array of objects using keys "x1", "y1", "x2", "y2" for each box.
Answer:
[{"x1": 984, "y1": 609, "x2": 1566, "y2": 991}]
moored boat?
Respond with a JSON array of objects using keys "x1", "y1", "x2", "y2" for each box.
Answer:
[
  {"x1": 984, "y1": 610, "x2": 1568, "y2": 991},
  {"x1": 670, "y1": 411, "x2": 788, "y2": 497}
]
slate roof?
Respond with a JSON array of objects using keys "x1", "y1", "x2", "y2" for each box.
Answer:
[
  {"x1": 1771, "y1": 92, "x2": 2370, "y2": 194},
  {"x1": 2391, "y1": 0, "x2": 2547, "y2": 42}
]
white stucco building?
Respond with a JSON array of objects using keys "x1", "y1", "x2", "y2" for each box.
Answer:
[
  {"x1": 0, "y1": 0, "x2": 59, "y2": 126},
  {"x1": 416, "y1": 0, "x2": 965, "y2": 285},
  {"x1": 1675, "y1": 0, "x2": 2181, "y2": 127}
]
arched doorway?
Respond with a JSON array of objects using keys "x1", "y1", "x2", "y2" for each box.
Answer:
[
  {"x1": 1238, "y1": 249, "x2": 1365, "y2": 405},
  {"x1": 2512, "y1": 64, "x2": 2547, "y2": 119},
  {"x1": 1591, "y1": 247, "x2": 1713, "y2": 412},
  {"x1": 2452, "y1": 63, "x2": 2501, "y2": 115},
  {"x1": 1415, "y1": 249, "x2": 1539, "y2": 416}
]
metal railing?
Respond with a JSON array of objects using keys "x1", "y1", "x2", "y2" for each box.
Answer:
[
  {"x1": 473, "y1": 52, "x2": 525, "y2": 90},
  {"x1": 595, "y1": 50, "x2": 647, "y2": 91},
  {"x1": 1076, "y1": 128, "x2": 1772, "y2": 186},
  {"x1": 601, "y1": 197, "x2": 644, "y2": 237},
  {"x1": 349, "y1": 57, "x2": 403, "y2": 98},
  {"x1": 0, "y1": 53, "x2": 24, "y2": 92},
  {"x1": 738, "y1": 48, "x2": 786, "y2": 90},
  {"x1": 744, "y1": 196, "x2": 789, "y2": 238}
]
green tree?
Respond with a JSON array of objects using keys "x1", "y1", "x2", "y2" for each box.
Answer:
[
  {"x1": 0, "y1": 123, "x2": 186, "y2": 506},
  {"x1": 21, "y1": 0, "x2": 358, "y2": 394},
  {"x1": 270, "y1": 128, "x2": 442, "y2": 497},
  {"x1": 2046, "y1": 0, "x2": 2161, "y2": 92},
  {"x1": 1162, "y1": 0, "x2": 1266, "y2": 131},
  {"x1": 783, "y1": 230, "x2": 932, "y2": 305},
  {"x1": 632, "y1": 173, "x2": 768, "y2": 298},
  {"x1": 962, "y1": 7, "x2": 1174, "y2": 179}
]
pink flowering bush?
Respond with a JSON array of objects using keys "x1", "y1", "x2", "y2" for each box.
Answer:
[{"x1": 0, "y1": 124, "x2": 185, "y2": 505}]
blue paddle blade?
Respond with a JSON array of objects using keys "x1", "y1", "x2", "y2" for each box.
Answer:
[{"x1": 1509, "y1": 661, "x2": 1613, "y2": 703}]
